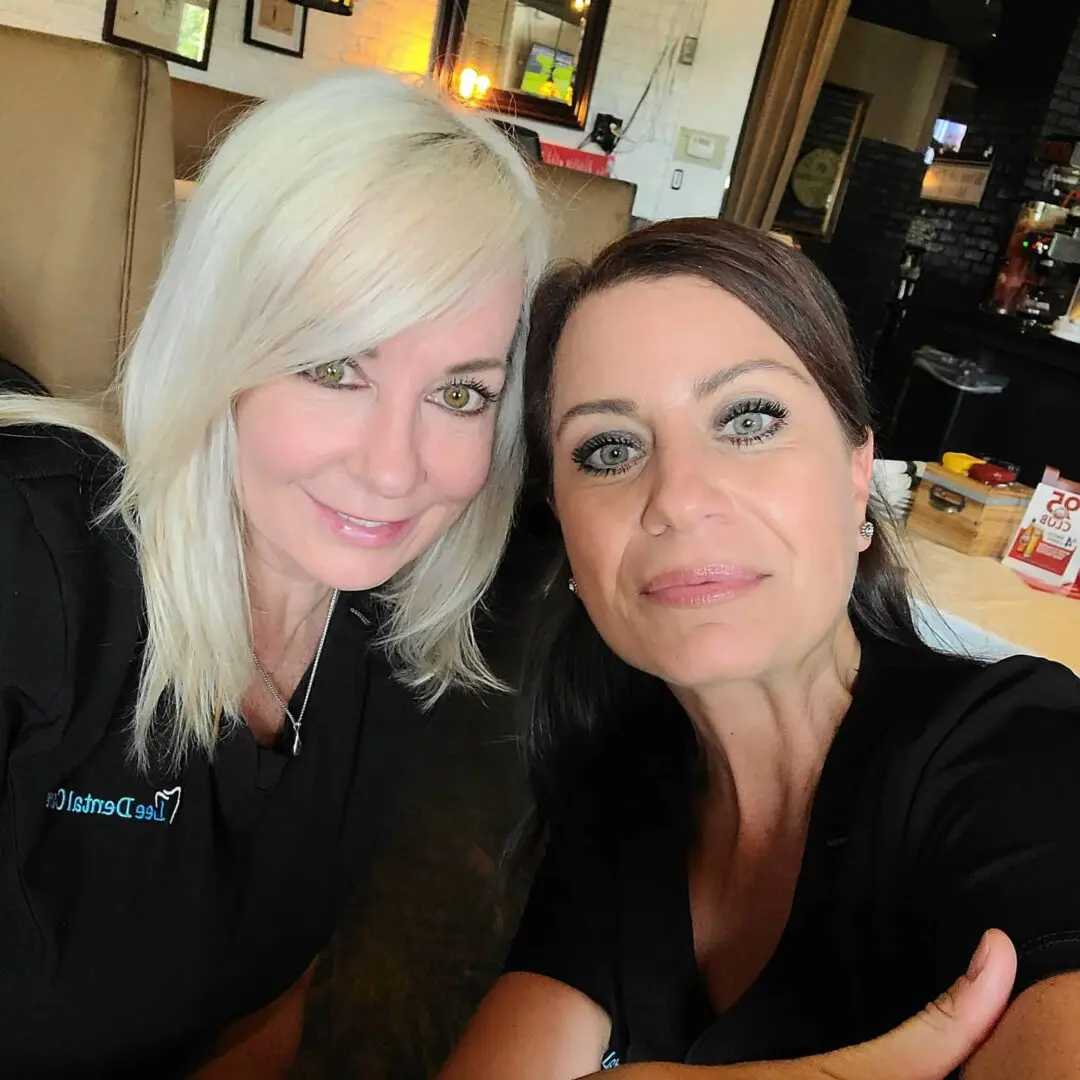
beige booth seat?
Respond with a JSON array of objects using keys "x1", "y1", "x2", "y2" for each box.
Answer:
[
  {"x1": 0, "y1": 22, "x2": 631, "y2": 402},
  {"x1": 0, "y1": 25, "x2": 175, "y2": 396},
  {"x1": 169, "y1": 78, "x2": 636, "y2": 265}
]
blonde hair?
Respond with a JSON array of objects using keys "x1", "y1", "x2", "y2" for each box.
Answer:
[{"x1": 0, "y1": 70, "x2": 548, "y2": 768}]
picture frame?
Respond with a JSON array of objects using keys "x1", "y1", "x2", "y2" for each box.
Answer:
[
  {"x1": 431, "y1": 0, "x2": 612, "y2": 131},
  {"x1": 774, "y1": 83, "x2": 872, "y2": 242},
  {"x1": 921, "y1": 158, "x2": 992, "y2": 207},
  {"x1": 102, "y1": 0, "x2": 218, "y2": 71},
  {"x1": 244, "y1": 0, "x2": 307, "y2": 59}
]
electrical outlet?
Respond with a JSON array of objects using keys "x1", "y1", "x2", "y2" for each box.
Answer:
[
  {"x1": 678, "y1": 36, "x2": 698, "y2": 65},
  {"x1": 590, "y1": 113, "x2": 623, "y2": 154}
]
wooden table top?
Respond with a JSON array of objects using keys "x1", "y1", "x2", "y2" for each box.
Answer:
[{"x1": 902, "y1": 531, "x2": 1080, "y2": 675}]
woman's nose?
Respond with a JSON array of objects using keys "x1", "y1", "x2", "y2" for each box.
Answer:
[
  {"x1": 640, "y1": 441, "x2": 735, "y2": 535},
  {"x1": 347, "y1": 399, "x2": 424, "y2": 500}
]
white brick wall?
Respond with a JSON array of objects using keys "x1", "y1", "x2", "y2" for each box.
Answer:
[
  {"x1": 501, "y1": 0, "x2": 774, "y2": 219},
  {"x1": 0, "y1": 0, "x2": 771, "y2": 219},
  {"x1": 0, "y1": 0, "x2": 436, "y2": 96}
]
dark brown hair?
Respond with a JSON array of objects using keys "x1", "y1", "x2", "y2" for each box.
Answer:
[{"x1": 518, "y1": 218, "x2": 922, "y2": 817}]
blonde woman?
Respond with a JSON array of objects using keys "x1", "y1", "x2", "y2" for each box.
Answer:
[{"x1": 0, "y1": 70, "x2": 545, "y2": 1077}]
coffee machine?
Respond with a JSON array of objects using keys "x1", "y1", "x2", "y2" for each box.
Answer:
[{"x1": 988, "y1": 200, "x2": 1080, "y2": 330}]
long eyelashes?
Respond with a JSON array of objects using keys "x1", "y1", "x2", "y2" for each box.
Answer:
[
  {"x1": 444, "y1": 377, "x2": 502, "y2": 414},
  {"x1": 571, "y1": 432, "x2": 643, "y2": 476},
  {"x1": 300, "y1": 361, "x2": 500, "y2": 416},
  {"x1": 714, "y1": 397, "x2": 789, "y2": 446},
  {"x1": 569, "y1": 396, "x2": 791, "y2": 477}
]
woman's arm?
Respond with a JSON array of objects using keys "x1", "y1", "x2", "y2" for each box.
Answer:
[
  {"x1": 441, "y1": 930, "x2": 1016, "y2": 1080},
  {"x1": 440, "y1": 972, "x2": 612, "y2": 1080},
  {"x1": 963, "y1": 971, "x2": 1080, "y2": 1080},
  {"x1": 189, "y1": 958, "x2": 319, "y2": 1080}
]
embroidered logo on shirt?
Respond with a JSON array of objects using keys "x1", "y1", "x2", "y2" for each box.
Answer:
[
  {"x1": 44, "y1": 785, "x2": 182, "y2": 824},
  {"x1": 601, "y1": 1050, "x2": 621, "y2": 1070}
]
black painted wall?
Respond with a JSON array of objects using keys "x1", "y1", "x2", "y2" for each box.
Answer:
[
  {"x1": 800, "y1": 139, "x2": 928, "y2": 360},
  {"x1": 799, "y1": 3, "x2": 1080, "y2": 369},
  {"x1": 914, "y1": 9, "x2": 1080, "y2": 310}
]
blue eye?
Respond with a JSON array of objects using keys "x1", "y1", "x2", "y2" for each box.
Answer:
[
  {"x1": 716, "y1": 398, "x2": 788, "y2": 445},
  {"x1": 571, "y1": 433, "x2": 645, "y2": 475}
]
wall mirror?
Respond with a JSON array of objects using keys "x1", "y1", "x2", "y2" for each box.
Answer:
[{"x1": 432, "y1": 0, "x2": 612, "y2": 129}]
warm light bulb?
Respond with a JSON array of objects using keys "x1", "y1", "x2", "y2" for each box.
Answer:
[
  {"x1": 459, "y1": 67, "x2": 479, "y2": 98},
  {"x1": 572, "y1": 0, "x2": 585, "y2": 10},
  {"x1": 458, "y1": 66, "x2": 492, "y2": 100}
]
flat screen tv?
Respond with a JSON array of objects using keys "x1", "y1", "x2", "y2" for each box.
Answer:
[
  {"x1": 932, "y1": 118, "x2": 968, "y2": 153},
  {"x1": 520, "y1": 42, "x2": 575, "y2": 104}
]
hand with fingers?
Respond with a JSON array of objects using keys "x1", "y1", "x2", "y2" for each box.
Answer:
[{"x1": 592, "y1": 930, "x2": 1016, "y2": 1080}]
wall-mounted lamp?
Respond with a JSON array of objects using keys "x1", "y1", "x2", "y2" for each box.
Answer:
[
  {"x1": 458, "y1": 67, "x2": 492, "y2": 101},
  {"x1": 289, "y1": 0, "x2": 354, "y2": 15}
]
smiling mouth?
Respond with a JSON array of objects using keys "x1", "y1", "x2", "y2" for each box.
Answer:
[
  {"x1": 335, "y1": 511, "x2": 399, "y2": 528},
  {"x1": 308, "y1": 494, "x2": 417, "y2": 547}
]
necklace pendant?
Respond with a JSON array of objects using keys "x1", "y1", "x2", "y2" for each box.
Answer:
[{"x1": 290, "y1": 727, "x2": 302, "y2": 757}]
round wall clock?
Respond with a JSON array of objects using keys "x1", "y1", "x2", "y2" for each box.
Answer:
[{"x1": 790, "y1": 147, "x2": 841, "y2": 211}]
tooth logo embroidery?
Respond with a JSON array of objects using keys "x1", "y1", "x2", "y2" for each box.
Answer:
[
  {"x1": 154, "y1": 786, "x2": 182, "y2": 824},
  {"x1": 44, "y1": 785, "x2": 183, "y2": 824}
]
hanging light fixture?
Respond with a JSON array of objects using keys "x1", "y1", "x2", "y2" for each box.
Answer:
[{"x1": 289, "y1": 0, "x2": 354, "y2": 15}]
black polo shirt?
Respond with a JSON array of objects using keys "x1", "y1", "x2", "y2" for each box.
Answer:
[
  {"x1": 0, "y1": 426, "x2": 428, "y2": 1077},
  {"x1": 506, "y1": 629, "x2": 1080, "y2": 1070}
]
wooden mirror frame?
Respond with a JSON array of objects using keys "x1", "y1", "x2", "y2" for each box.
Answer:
[{"x1": 431, "y1": 0, "x2": 612, "y2": 130}]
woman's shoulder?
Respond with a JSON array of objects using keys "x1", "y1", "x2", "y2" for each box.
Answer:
[
  {"x1": 1, "y1": 424, "x2": 140, "y2": 711},
  {"x1": 863, "y1": 635, "x2": 1080, "y2": 807},
  {"x1": 1, "y1": 423, "x2": 127, "y2": 554},
  {"x1": 923, "y1": 650, "x2": 1080, "y2": 764},
  {"x1": 870, "y1": 632, "x2": 1079, "y2": 736},
  {"x1": 0, "y1": 422, "x2": 120, "y2": 490}
]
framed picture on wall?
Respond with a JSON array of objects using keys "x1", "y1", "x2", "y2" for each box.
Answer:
[
  {"x1": 774, "y1": 83, "x2": 872, "y2": 241},
  {"x1": 921, "y1": 158, "x2": 992, "y2": 206},
  {"x1": 244, "y1": 0, "x2": 307, "y2": 58},
  {"x1": 102, "y1": 0, "x2": 219, "y2": 70}
]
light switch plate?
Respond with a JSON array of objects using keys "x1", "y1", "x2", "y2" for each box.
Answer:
[{"x1": 674, "y1": 128, "x2": 728, "y2": 170}]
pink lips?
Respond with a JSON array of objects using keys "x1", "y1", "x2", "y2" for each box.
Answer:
[
  {"x1": 642, "y1": 565, "x2": 764, "y2": 607},
  {"x1": 309, "y1": 494, "x2": 416, "y2": 549}
]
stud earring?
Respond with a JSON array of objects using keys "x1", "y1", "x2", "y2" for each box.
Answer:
[
  {"x1": 859, "y1": 521, "x2": 875, "y2": 542},
  {"x1": 568, "y1": 577, "x2": 578, "y2": 594}
]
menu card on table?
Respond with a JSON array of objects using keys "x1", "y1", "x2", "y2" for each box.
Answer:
[{"x1": 1002, "y1": 468, "x2": 1080, "y2": 593}]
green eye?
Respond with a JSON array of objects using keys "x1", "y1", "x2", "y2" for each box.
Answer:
[
  {"x1": 432, "y1": 380, "x2": 498, "y2": 415},
  {"x1": 310, "y1": 360, "x2": 348, "y2": 386},
  {"x1": 441, "y1": 385, "x2": 473, "y2": 410}
]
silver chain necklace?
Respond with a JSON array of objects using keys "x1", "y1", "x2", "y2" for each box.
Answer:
[{"x1": 252, "y1": 588, "x2": 340, "y2": 757}]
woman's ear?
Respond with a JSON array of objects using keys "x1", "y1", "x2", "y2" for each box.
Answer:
[{"x1": 851, "y1": 430, "x2": 875, "y2": 519}]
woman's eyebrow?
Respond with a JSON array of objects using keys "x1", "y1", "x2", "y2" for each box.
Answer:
[
  {"x1": 554, "y1": 359, "x2": 808, "y2": 438},
  {"x1": 555, "y1": 398, "x2": 638, "y2": 439},
  {"x1": 445, "y1": 358, "x2": 508, "y2": 375},
  {"x1": 692, "y1": 359, "x2": 810, "y2": 399}
]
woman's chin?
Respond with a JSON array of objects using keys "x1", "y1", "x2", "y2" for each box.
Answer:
[{"x1": 634, "y1": 626, "x2": 779, "y2": 689}]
